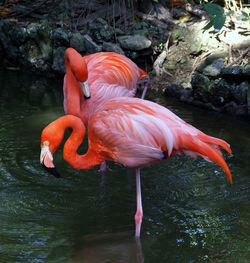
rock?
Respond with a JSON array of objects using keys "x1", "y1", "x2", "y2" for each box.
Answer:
[
  {"x1": 102, "y1": 42, "x2": 124, "y2": 55},
  {"x1": 211, "y1": 78, "x2": 232, "y2": 106},
  {"x1": 89, "y1": 18, "x2": 115, "y2": 43},
  {"x1": 114, "y1": 28, "x2": 124, "y2": 36},
  {"x1": 133, "y1": 29, "x2": 149, "y2": 37},
  {"x1": 125, "y1": 48, "x2": 152, "y2": 60},
  {"x1": 17, "y1": 22, "x2": 53, "y2": 72},
  {"x1": 83, "y1": 34, "x2": 102, "y2": 54},
  {"x1": 51, "y1": 27, "x2": 70, "y2": 47},
  {"x1": 26, "y1": 21, "x2": 52, "y2": 62},
  {"x1": 11, "y1": 26, "x2": 29, "y2": 45},
  {"x1": 196, "y1": 52, "x2": 227, "y2": 73},
  {"x1": 126, "y1": 51, "x2": 139, "y2": 59},
  {"x1": 231, "y1": 81, "x2": 248, "y2": 104},
  {"x1": 221, "y1": 66, "x2": 250, "y2": 82},
  {"x1": 203, "y1": 58, "x2": 225, "y2": 77},
  {"x1": 164, "y1": 59, "x2": 177, "y2": 71},
  {"x1": 191, "y1": 73, "x2": 213, "y2": 103},
  {"x1": 70, "y1": 32, "x2": 86, "y2": 52},
  {"x1": 52, "y1": 47, "x2": 67, "y2": 75},
  {"x1": 118, "y1": 35, "x2": 151, "y2": 50},
  {"x1": 134, "y1": 21, "x2": 149, "y2": 30},
  {"x1": 0, "y1": 20, "x2": 19, "y2": 61},
  {"x1": 164, "y1": 84, "x2": 193, "y2": 103}
]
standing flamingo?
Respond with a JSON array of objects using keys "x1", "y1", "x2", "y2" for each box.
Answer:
[{"x1": 40, "y1": 97, "x2": 232, "y2": 237}]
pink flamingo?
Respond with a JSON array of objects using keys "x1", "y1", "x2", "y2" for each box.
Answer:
[
  {"x1": 64, "y1": 48, "x2": 149, "y2": 124},
  {"x1": 40, "y1": 97, "x2": 232, "y2": 237}
]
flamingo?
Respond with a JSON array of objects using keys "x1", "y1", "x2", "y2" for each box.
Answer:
[
  {"x1": 64, "y1": 48, "x2": 149, "y2": 172},
  {"x1": 40, "y1": 97, "x2": 232, "y2": 237},
  {"x1": 64, "y1": 47, "x2": 149, "y2": 124}
]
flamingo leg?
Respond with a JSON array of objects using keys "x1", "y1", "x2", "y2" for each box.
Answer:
[
  {"x1": 135, "y1": 167, "x2": 143, "y2": 237},
  {"x1": 99, "y1": 161, "x2": 107, "y2": 173},
  {"x1": 140, "y1": 84, "x2": 148, "y2": 100},
  {"x1": 99, "y1": 161, "x2": 107, "y2": 187},
  {"x1": 140, "y1": 77, "x2": 149, "y2": 100}
]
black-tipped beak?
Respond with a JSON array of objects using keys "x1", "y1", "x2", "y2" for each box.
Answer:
[
  {"x1": 84, "y1": 95, "x2": 91, "y2": 99},
  {"x1": 40, "y1": 144, "x2": 61, "y2": 178},
  {"x1": 41, "y1": 160, "x2": 61, "y2": 178}
]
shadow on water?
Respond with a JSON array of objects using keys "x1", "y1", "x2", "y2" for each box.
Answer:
[{"x1": 0, "y1": 69, "x2": 250, "y2": 262}]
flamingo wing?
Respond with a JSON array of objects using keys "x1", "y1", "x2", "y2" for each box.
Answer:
[
  {"x1": 87, "y1": 98, "x2": 179, "y2": 167},
  {"x1": 84, "y1": 52, "x2": 141, "y2": 90}
]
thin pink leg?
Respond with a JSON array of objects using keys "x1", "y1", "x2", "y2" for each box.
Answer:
[
  {"x1": 140, "y1": 78, "x2": 149, "y2": 100},
  {"x1": 141, "y1": 85, "x2": 148, "y2": 100},
  {"x1": 99, "y1": 161, "x2": 107, "y2": 173},
  {"x1": 135, "y1": 167, "x2": 143, "y2": 237}
]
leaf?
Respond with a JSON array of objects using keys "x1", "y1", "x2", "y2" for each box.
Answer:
[
  {"x1": 204, "y1": 3, "x2": 224, "y2": 16},
  {"x1": 237, "y1": 15, "x2": 246, "y2": 20},
  {"x1": 226, "y1": 10, "x2": 235, "y2": 15},
  {"x1": 213, "y1": 15, "x2": 226, "y2": 31},
  {"x1": 203, "y1": 20, "x2": 214, "y2": 30},
  {"x1": 241, "y1": 11, "x2": 249, "y2": 17},
  {"x1": 208, "y1": 14, "x2": 215, "y2": 20}
]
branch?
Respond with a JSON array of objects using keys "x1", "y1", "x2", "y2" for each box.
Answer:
[
  {"x1": 227, "y1": 46, "x2": 250, "y2": 67},
  {"x1": 153, "y1": 35, "x2": 173, "y2": 77}
]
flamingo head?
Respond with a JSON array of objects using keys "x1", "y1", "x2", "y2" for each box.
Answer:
[
  {"x1": 65, "y1": 48, "x2": 91, "y2": 99},
  {"x1": 40, "y1": 120, "x2": 65, "y2": 178}
]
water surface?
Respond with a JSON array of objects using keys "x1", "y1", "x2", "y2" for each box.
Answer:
[{"x1": 0, "y1": 69, "x2": 250, "y2": 263}]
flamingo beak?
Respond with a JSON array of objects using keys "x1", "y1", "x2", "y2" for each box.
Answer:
[
  {"x1": 80, "y1": 80, "x2": 91, "y2": 99},
  {"x1": 40, "y1": 144, "x2": 61, "y2": 178}
]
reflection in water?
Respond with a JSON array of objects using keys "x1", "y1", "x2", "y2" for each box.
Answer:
[
  {"x1": 0, "y1": 69, "x2": 250, "y2": 263},
  {"x1": 72, "y1": 232, "x2": 144, "y2": 263}
]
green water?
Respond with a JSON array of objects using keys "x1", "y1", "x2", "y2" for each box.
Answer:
[{"x1": 0, "y1": 69, "x2": 250, "y2": 263}]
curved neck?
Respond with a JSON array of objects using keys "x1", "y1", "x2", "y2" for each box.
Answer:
[
  {"x1": 55, "y1": 116, "x2": 103, "y2": 170},
  {"x1": 64, "y1": 69, "x2": 81, "y2": 117},
  {"x1": 64, "y1": 48, "x2": 87, "y2": 118}
]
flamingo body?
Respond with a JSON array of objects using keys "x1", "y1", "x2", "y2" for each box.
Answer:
[{"x1": 40, "y1": 97, "x2": 232, "y2": 237}]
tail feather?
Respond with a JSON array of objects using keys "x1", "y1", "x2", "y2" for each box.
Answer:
[
  {"x1": 199, "y1": 133, "x2": 232, "y2": 156},
  {"x1": 181, "y1": 134, "x2": 232, "y2": 184}
]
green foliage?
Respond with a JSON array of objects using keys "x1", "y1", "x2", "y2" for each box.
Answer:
[
  {"x1": 203, "y1": 1, "x2": 250, "y2": 32},
  {"x1": 203, "y1": 3, "x2": 226, "y2": 32},
  {"x1": 237, "y1": 10, "x2": 250, "y2": 23}
]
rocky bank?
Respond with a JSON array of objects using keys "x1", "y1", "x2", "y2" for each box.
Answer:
[{"x1": 0, "y1": 3, "x2": 249, "y2": 119}]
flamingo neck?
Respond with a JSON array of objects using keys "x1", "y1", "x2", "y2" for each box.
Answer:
[
  {"x1": 52, "y1": 115, "x2": 102, "y2": 170},
  {"x1": 64, "y1": 64, "x2": 82, "y2": 117}
]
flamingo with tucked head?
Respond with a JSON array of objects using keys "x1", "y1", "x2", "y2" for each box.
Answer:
[
  {"x1": 40, "y1": 97, "x2": 232, "y2": 237},
  {"x1": 64, "y1": 48, "x2": 149, "y2": 124}
]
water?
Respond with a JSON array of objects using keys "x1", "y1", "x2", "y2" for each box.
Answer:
[{"x1": 0, "y1": 69, "x2": 250, "y2": 263}]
